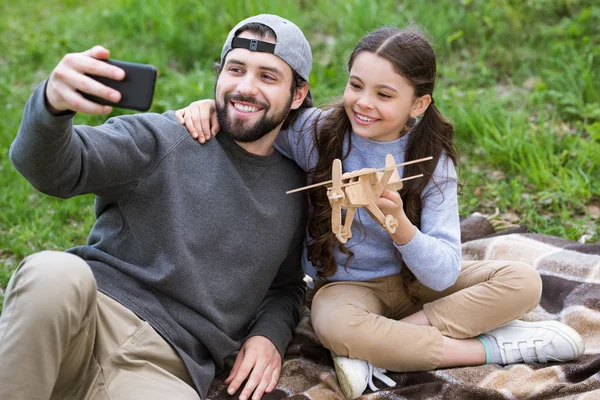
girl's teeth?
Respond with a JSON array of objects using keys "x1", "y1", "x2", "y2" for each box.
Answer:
[
  {"x1": 357, "y1": 114, "x2": 374, "y2": 122},
  {"x1": 233, "y1": 103, "x2": 260, "y2": 113}
]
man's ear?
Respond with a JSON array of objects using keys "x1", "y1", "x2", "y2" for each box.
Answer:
[
  {"x1": 290, "y1": 84, "x2": 310, "y2": 110},
  {"x1": 410, "y1": 94, "x2": 432, "y2": 118}
]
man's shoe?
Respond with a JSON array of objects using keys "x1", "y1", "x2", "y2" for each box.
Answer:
[
  {"x1": 332, "y1": 352, "x2": 396, "y2": 399},
  {"x1": 484, "y1": 320, "x2": 585, "y2": 364}
]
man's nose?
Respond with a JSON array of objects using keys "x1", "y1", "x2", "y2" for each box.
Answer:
[{"x1": 236, "y1": 75, "x2": 260, "y2": 97}]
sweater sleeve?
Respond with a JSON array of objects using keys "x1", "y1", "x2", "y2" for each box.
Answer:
[
  {"x1": 273, "y1": 107, "x2": 325, "y2": 173},
  {"x1": 244, "y1": 212, "x2": 307, "y2": 357},
  {"x1": 9, "y1": 80, "x2": 185, "y2": 199},
  {"x1": 394, "y1": 155, "x2": 462, "y2": 291}
]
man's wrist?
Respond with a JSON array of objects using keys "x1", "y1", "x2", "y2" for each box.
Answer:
[{"x1": 43, "y1": 81, "x2": 72, "y2": 116}]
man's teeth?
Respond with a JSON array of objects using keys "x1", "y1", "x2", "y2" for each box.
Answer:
[
  {"x1": 356, "y1": 114, "x2": 375, "y2": 122},
  {"x1": 233, "y1": 103, "x2": 260, "y2": 113}
]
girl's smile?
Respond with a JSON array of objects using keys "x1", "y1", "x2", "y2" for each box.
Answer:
[{"x1": 352, "y1": 111, "x2": 380, "y2": 125}]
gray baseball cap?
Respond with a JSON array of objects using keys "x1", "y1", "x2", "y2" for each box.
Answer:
[{"x1": 220, "y1": 14, "x2": 312, "y2": 82}]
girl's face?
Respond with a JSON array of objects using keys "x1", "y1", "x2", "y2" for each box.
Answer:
[{"x1": 343, "y1": 51, "x2": 424, "y2": 142}]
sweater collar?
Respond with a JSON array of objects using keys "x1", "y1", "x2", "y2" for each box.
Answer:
[
  {"x1": 349, "y1": 130, "x2": 412, "y2": 157},
  {"x1": 217, "y1": 131, "x2": 284, "y2": 166}
]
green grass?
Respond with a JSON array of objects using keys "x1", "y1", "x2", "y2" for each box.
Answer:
[{"x1": 1, "y1": 0, "x2": 599, "y2": 308}]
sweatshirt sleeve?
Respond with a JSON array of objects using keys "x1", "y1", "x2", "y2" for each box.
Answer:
[
  {"x1": 273, "y1": 107, "x2": 325, "y2": 173},
  {"x1": 394, "y1": 155, "x2": 462, "y2": 291},
  {"x1": 244, "y1": 211, "x2": 307, "y2": 357},
  {"x1": 9, "y1": 80, "x2": 186, "y2": 199}
]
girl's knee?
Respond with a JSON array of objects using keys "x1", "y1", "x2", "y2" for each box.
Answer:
[
  {"x1": 504, "y1": 261, "x2": 543, "y2": 310},
  {"x1": 520, "y1": 262, "x2": 543, "y2": 309},
  {"x1": 311, "y1": 301, "x2": 369, "y2": 351}
]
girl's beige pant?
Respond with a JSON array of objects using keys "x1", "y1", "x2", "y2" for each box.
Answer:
[{"x1": 311, "y1": 260, "x2": 543, "y2": 371}]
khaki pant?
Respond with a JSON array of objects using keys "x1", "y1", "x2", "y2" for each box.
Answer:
[
  {"x1": 311, "y1": 260, "x2": 542, "y2": 371},
  {"x1": 0, "y1": 251, "x2": 200, "y2": 400}
]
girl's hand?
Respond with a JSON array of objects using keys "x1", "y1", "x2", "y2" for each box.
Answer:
[
  {"x1": 377, "y1": 189, "x2": 416, "y2": 245},
  {"x1": 377, "y1": 189, "x2": 404, "y2": 221},
  {"x1": 175, "y1": 99, "x2": 220, "y2": 144}
]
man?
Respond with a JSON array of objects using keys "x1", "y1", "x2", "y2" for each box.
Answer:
[{"x1": 0, "y1": 14, "x2": 312, "y2": 400}]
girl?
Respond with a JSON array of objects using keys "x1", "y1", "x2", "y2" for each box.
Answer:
[{"x1": 177, "y1": 25, "x2": 584, "y2": 399}]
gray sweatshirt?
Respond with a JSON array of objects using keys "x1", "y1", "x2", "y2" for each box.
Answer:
[
  {"x1": 275, "y1": 108, "x2": 461, "y2": 291},
  {"x1": 10, "y1": 82, "x2": 307, "y2": 399}
]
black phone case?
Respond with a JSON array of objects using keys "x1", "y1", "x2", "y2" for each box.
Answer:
[{"x1": 82, "y1": 59, "x2": 157, "y2": 111}]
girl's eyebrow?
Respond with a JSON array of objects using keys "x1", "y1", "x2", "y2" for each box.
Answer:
[{"x1": 349, "y1": 74, "x2": 398, "y2": 92}]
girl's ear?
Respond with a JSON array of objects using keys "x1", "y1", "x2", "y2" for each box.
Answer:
[{"x1": 410, "y1": 94, "x2": 432, "y2": 118}]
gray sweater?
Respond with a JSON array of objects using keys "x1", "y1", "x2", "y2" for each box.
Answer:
[
  {"x1": 10, "y1": 82, "x2": 307, "y2": 399},
  {"x1": 275, "y1": 108, "x2": 461, "y2": 291}
]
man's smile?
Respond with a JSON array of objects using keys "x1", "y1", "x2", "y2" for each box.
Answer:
[{"x1": 231, "y1": 100, "x2": 264, "y2": 114}]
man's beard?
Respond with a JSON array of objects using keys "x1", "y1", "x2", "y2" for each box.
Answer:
[{"x1": 215, "y1": 91, "x2": 293, "y2": 143}]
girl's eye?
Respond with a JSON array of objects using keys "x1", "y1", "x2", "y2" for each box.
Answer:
[
  {"x1": 349, "y1": 82, "x2": 361, "y2": 89},
  {"x1": 378, "y1": 92, "x2": 392, "y2": 98}
]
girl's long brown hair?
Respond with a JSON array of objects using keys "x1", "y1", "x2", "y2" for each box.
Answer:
[{"x1": 307, "y1": 26, "x2": 459, "y2": 300}]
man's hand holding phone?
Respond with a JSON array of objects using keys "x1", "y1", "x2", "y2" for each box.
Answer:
[
  {"x1": 45, "y1": 45, "x2": 156, "y2": 115},
  {"x1": 46, "y1": 46, "x2": 124, "y2": 115}
]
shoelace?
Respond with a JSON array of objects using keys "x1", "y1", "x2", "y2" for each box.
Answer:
[{"x1": 367, "y1": 363, "x2": 396, "y2": 392}]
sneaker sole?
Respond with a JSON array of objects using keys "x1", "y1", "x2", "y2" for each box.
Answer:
[
  {"x1": 503, "y1": 320, "x2": 585, "y2": 360},
  {"x1": 333, "y1": 357, "x2": 359, "y2": 400}
]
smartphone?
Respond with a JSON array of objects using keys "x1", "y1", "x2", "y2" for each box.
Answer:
[{"x1": 82, "y1": 59, "x2": 157, "y2": 111}]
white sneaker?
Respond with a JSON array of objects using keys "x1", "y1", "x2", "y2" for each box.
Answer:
[
  {"x1": 485, "y1": 320, "x2": 585, "y2": 364},
  {"x1": 332, "y1": 352, "x2": 396, "y2": 399}
]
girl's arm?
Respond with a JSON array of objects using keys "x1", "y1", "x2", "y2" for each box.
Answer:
[
  {"x1": 379, "y1": 156, "x2": 461, "y2": 291},
  {"x1": 176, "y1": 100, "x2": 325, "y2": 173},
  {"x1": 175, "y1": 100, "x2": 219, "y2": 144}
]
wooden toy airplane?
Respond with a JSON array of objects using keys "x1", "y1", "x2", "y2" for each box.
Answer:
[{"x1": 286, "y1": 154, "x2": 433, "y2": 243}]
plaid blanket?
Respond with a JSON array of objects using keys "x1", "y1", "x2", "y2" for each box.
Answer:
[{"x1": 207, "y1": 214, "x2": 600, "y2": 399}]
